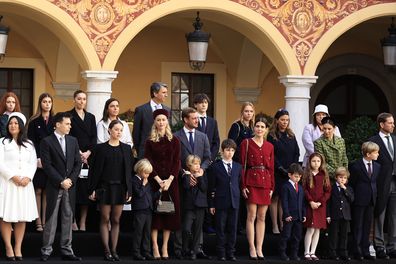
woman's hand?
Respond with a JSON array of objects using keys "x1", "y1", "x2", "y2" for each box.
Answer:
[
  {"x1": 89, "y1": 191, "x2": 96, "y2": 201},
  {"x1": 126, "y1": 193, "x2": 132, "y2": 203},
  {"x1": 210, "y1": 208, "x2": 215, "y2": 215},
  {"x1": 242, "y1": 188, "x2": 250, "y2": 199},
  {"x1": 11, "y1": 176, "x2": 22, "y2": 186},
  {"x1": 37, "y1": 158, "x2": 42, "y2": 168},
  {"x1": 19, "y1": 177, "x2": 31, "y2": 187}
]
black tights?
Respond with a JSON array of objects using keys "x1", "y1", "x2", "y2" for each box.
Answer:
[{"x1": 99, "y1": 204, "x2": 123, "y2": 254}]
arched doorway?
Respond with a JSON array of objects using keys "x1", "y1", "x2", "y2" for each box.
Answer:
[{"x1": 315, "y1": 75, "x2": 389, "y2": 130}]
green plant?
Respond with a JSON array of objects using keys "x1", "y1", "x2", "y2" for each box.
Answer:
[
  {"x1": 171, "y1": 120, "x2": 184, "y2": 132},
  {"x1": 119, "y1": 109, "x2": 134, "y2": 122},
  {"x1": 343, "y1": 116, "x2": 377, "y2": 163}
]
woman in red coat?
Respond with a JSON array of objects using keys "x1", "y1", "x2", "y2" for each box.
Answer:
[
  {"x1": 240, "y1": 115, "x2": 274, "y2": 260},
  {"x1": 302, "y1": 152, "x2": 331, "y2": 260},
  {"x1": 144, "y1": 109, "x2": 181, "y2": 260}
]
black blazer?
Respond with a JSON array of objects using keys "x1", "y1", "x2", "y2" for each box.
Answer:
[
  {"x1": 132, "y1": 102, "x2": 170, "y2": 159},
  {"x1": 88, "y1": 142, "x2": 133, "y2": 195},
  {"x1": 281, "y1": 181, "x2": 306, "y2": 221},
  {"x1": 182, "y1": 172, "x2": 208, "y2": 209},
  {"x1": 207, "y1": 160, "x2": 241, "y2": 210},
  {"x1": 197, "y1": 116, "x2": 220, "y2": 161},
  {"x1": 131, "y1": 175, "x2": 160, "y2": 211},
  {"x1": 368, "y1": 134, "x2": 396, "y2": 215},
  {"x1": 68, "y1": 108, "x2": 97, "y2": 153},
  {"x1": 349, "y1": 159, "x2": 379, "y2": 207},
  {"x1": 27, "y1": 116, "x2": 54, "y2": 158},
  {"x1": 40, "y1": 133, "x2": 82, "y2": 218},
  {"x1": 327, "y1": 183, "x2": 354, "y2": 221}
]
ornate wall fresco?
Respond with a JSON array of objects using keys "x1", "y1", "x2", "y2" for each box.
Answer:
[{"x1": 48, "y1": 0, "x2": 393, "y2": 72}]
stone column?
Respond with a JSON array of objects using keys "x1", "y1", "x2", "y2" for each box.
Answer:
[
  {"x1": 279, "y1": 75, "x2": 318, "y2": 162},
  {"x1": 81, "y1": 70, "x2": 118, "y2": 121}
]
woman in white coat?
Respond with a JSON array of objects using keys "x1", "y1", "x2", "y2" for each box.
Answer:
[
  {"x1": 301, "y1": 104, "x2": 341, "y2": 167},
  {"x1": 0, "y1": 112, "x2": 38, "y2": 260},
  {"x1": 97, "y1": 98, "x2": 133, "y2": 148}
]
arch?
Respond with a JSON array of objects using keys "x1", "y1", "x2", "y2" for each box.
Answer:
[
  {"x1": 0, "y1": 0, "x2": 100, "y2": 70},
  {"x1": 104, "y1": 0, "x2": 300, "y2": 75},
  {"x1": 305, "y1": 3, "x2": 396, "y2": 75},
  {"x1": 312, "y1": 54, "x2": 396, "y2": 116}
]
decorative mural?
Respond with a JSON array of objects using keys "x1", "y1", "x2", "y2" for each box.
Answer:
[{"x1": 47, "y1": 0, "x2": 392, "y2": 72}]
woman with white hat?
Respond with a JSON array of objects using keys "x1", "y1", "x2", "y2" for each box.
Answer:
[
  {"x1": 302, "y1": 105, "x2": 341, "y2": 167},
  {"x1": 0, "y1": 112, "x2": 38, "y2": 260}
]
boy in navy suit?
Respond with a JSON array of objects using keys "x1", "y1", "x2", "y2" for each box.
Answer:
[
  {"x1": 208, "y1": 139, "x2": 242, "y2": 261},
  {"x1": 181, "y1": 155, "x2": 208, "y2": 260},
  {"x1": 349, "y1": 141, "x2": 379, "y2": 261},
  {"x1": 326, "y1": 167, "x2": 354, "y2": 261},
  {"x1": 279, "y1": 163, "x2": 306, "y2": 261},
  {"x1": 131, "y1": 159, "x2": 162, "y2": 260}
]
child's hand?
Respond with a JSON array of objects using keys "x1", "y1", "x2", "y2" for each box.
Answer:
[
  {"x1": 210, "y1": 208, "x2": 215, "y2": 215},
  {"x1": 339, "y1": 183, "x2": 346, "y2": 189},
  {"x1": 142, "y1": 178, "x2": 148, "y2": 186},
  {"x1": 285, "y1": 216, "x2": 292, "y2": 222},
  {"x1": 326, "y1": 217, "x2": 331, "y2": 224},
  {"x1": 302, "y1": 217, "x2": 306, "y2": 223},
  {"x1": 190, "y1": 175, "x2": 197, "y2": 186},
  {"x1": 195, "y1": 168, "x2": 204, "y2": 177}
]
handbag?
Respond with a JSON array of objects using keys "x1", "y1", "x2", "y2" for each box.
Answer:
[
  {"x1": 155, "y1": 192, "x2": 175, "y2": 214},
  {"x1": 78, "y1": 163, "x2": 89, "y2": 179}
]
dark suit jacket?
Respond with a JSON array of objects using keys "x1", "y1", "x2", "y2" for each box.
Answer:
[
  {"x1": 27, "y1": 116, "x2": 54, "y2": 158},
  {"x1": 132, "y1": 102, "x2": 170, "y2": 159},
  {"x1": 197, "y1": 116, "x2": 220, "y2": 161},
  {"x1": 207, "y1": 160, "x2": 241, "y2": 210},
  {"x1": 182, "y1": 172, "x2": 208, "y2": 209},
  {"x1": 40, "y1": 133, "x2": 82, "y2": 218},
  {"x1": 368, "y1": 134, "x2": 394, "y2": 215},
  {"x1": 88, "y1": 142, "x2": 133, "y2": 195},
  {"x1": 281, "y1": 181, "x2": 306, "y2": 221},
  {"x1": 68, "y1": 108, "x2": 97, "y2": 153},
  {"x1": 327, "y1": 183, "x2": 354, "y2": 221},
  {"x1": 131, "y1": 175, "x2": 160, "y2": 211},
  {"x1": 349, "y1": 159, "x2": 379, "y2": 207},
  {"x1": 173, "y1": 128, "x2": 211, "y2": 170}
]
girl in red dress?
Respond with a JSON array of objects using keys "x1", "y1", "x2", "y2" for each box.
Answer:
[
  {"x1": 302, "y1": 152, "x2": 332, "y2": 260},
  {"x1": 240, "y1": 116, "x2": 274, "y2": 260}
]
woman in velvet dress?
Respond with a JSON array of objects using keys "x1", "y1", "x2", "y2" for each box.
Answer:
[
  {"x1": 68, "y1": 90, "x2": 97, "y2": 231},
  {"x1": 267, "y1": 109, "x2": 300, "y2": 234},
  {"x1": 144, "y1": 109, "x2": 181, "y2": 260},
  {"x1": 240, "y1": 115, "x2": 274, "y2": 260},
  {"x1": 27, "y1": 93, "x2": 54, "y2": 232}
]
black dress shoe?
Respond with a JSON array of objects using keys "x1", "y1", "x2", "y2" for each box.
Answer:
[
  {"x1": 340, "y1": 255, "x2": 351, "y2": 261},
  {"x1": 143, "y1": 254, "x2": 155, "y2": 260},
  {"x1": 15, "y1": 256, "x2": 23, "y2": 261},
  {"x1": 227, "y1": 255, "x2": 237, "y2": 261},
  {"x1": 364, "y1": 255, "x2": 376, "y2": 260},
  {"x1": 280, "y1": 253, "x2": 290, "y2": 261},
  {"x1": 290, "y1": 255, "x2": 300, "y2": 261},
  {"x1": 133, "y1": 254, "x2": 146, "y2": 261},
  {"x1": 5, "y1": 256, "x2": 15, "y2": 261},
  {"x1": 103, "y1": 253, "x2": 114, "y2": 262},
  {"x1": 40, "y1": 255, "x2": 50, "y2": 262},
  {"x1": 197, "y1": 251, "x2": 211, "y2": 259},
  {"x1": 61, "y1": 254, "x2": 82, "y2": 261},
  {"x1": 377, "y1": 250, "x2": 390, "y2": 259},
  {"x1": 388, "y1": 251, "x2": 396, "y2": 258},
  {"x1": 217, "y1": 256, "x2": 226, "y2": 261},
  {"x1": 329, "y1": 255, "x2": 340, "y2": 261},
  {"x1": 111, "y1": 252, "x2": 120, "y2": 261},
  {"x1": 174, "y1": 251, "x2": 183, "y2": 260},
  {"x1": 354, "y1": 254, "x2": 363, "y2": 261}
]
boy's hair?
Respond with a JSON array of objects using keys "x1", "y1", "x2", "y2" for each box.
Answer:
[
  {"x1": 288, "y1": 163, "x2": 303, "y2": 175},
  {"x1": 221, "y1": 138, "x2": 237, "y2": 151},
  {"x1": 186, "y1": 154, "x2": 201, "y2": 168},
  {"x1": 53, "y1": 112, "x2": 72, "y2": 124},
  {"x1": 193, "y1": 93, "x2": 211, "y2": 104},
  {"x1": 335, "y1": 166, "x2": 350, "y2": 179},
  {"x1": 134, "y1": 158, "x2": 153, "y2": 175},
  {"x1": 361, "y1": 141, "x2": 380, "y2": 156}
]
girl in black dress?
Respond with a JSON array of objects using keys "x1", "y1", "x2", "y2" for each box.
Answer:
[
  {"x1": 27, "y1": 93, "x2": 54, "y2": 232},
  {"x1": 88, "y1": 120, "x2": 133, "y2": 261}
]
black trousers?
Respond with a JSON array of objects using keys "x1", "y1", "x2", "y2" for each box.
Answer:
[
  {"x1": 279, "y1": 220, "x2": 303, "y2": 255},
  {"x1": 182, "y1": 208, "x2": 205, "y2": 255},
  {"x1": 353, "y1": 205, "x2": 374, "y2": 256},
  {"x1": 328, "y1": 218, "x2": 350, "y2": 256},
  {"x1": 131, "y1": 211, "x2": 152, "y2": 256},
  {"x1": 215, "y1": 207, "x2": 238, "y2": 257}
]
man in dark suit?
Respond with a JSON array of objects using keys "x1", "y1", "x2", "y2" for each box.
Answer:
[
  {"x1": 40, "y1": 112, "x2": 82, "y2": 262},
  {"x1": 369, "y1": 113, "x2": 396, "y2": 259},
  {"x1": 174, "y1": 107, "x2": 211, "y2": 259},
  {"x1": 132, "y1": 82, "x2": 170, "y2": 159},
  {"x1": 349, "y1": 142, "x2": 379, "y2": 261},
  {"x1": 208, "y1": 139, "x2": 241, "y2": 261}
]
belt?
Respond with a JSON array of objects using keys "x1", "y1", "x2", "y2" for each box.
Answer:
[{"x1": 248, "y1": 166, "x2": 266, "y2": 170}]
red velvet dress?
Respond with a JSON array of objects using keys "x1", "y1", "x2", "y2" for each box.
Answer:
[
  {"x1": 303, "y1": 171, "x2": 332, "y2": 229},
  {"x1": 144, "y1": 136, "x2": 181, "y2": 231},
  {"x1": 240, "y1": 138, "x2": 274, "y2": 205}
]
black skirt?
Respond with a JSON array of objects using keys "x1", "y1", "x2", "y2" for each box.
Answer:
[
  {"x1": 96, "y1": 183, "x2": 127, "y2": 205},
  {"x1": 33, "y1": 168, "x2": 48, "y2": 189}
]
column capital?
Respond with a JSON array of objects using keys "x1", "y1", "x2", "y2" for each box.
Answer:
[
  {"x1": 278, "y1": 75, "x2": 318, "y2": 86},
  {"x1": 81, "y1": 70, "x2": 119, "y2": 79}
]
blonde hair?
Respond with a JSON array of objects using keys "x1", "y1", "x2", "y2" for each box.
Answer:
[
  {"x1": 149, "y1": 118, "x2": 173, "y2": 142},
  {"x1": 134, "y1": 158, "x2": 153, "y2": 175},
  {"x1": 186, "y1": 155, "x2": 201, "y2": 169},
  {"x1": 239, "y1": 102, "x2": 255, "y2": 130},
  {"x1": 361, "y1": 141, "x2": 380, "y2": 156},
  {"x1": 335, "y1": 166, "x2": 350, "y2": 179}
]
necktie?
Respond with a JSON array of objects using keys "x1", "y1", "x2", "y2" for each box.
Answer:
[
  {"x1": 188, "y1": 131, "x2": 194, "y2": 151},
  {"x1": 59, "y1": 137, "x2": 66, "y2": 156},
  {"x1": 226, "y1": 163, "x2": 232, "y2": 176},
  {"x1": 200, "y1": 117, "x2": 206, "y2": 132},
  {"x1": 367, "y1": 162, "x2": 372, "y2": 177},
  {"x1": 295, "y1": 182, "x2": 298, "y2": 193},
  {"x1": 386, "y1": 136, "x2": 394, "y2": 160}
]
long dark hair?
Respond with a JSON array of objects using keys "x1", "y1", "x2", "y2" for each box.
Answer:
[
  {"x1": 3, "y1": 116, "x2": 31, "y2": 148},
  {"x1": 101, "y1": 98, "x2": 119, "y2": 122},
  {"x1": 29, "y1": 93, "x2": 54, "y2": 121}
]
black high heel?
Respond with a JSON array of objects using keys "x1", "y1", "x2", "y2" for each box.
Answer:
[
  {"x1": 5, "y1": 256, "x2": 15, "y2": 261},
  {"x1": 15, "y1": 256, "x2": 23, "y2": 261},
  {"x1": 104, "y1": 252, "x2": 114, "y2": 262},
  {"x1": 249, "y1": 255, "x2": 258, "y2": 260},
  {"x1": 111, "y1": 251, "x2": 120, "y2": 261}
]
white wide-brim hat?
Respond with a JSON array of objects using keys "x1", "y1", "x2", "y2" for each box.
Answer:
[
  {"x1": 8, "y1": 112, "x2": 27, "y2": 126},
  {"x1": 312, "y1": 104, "x2": 330, "y2": 116}
]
